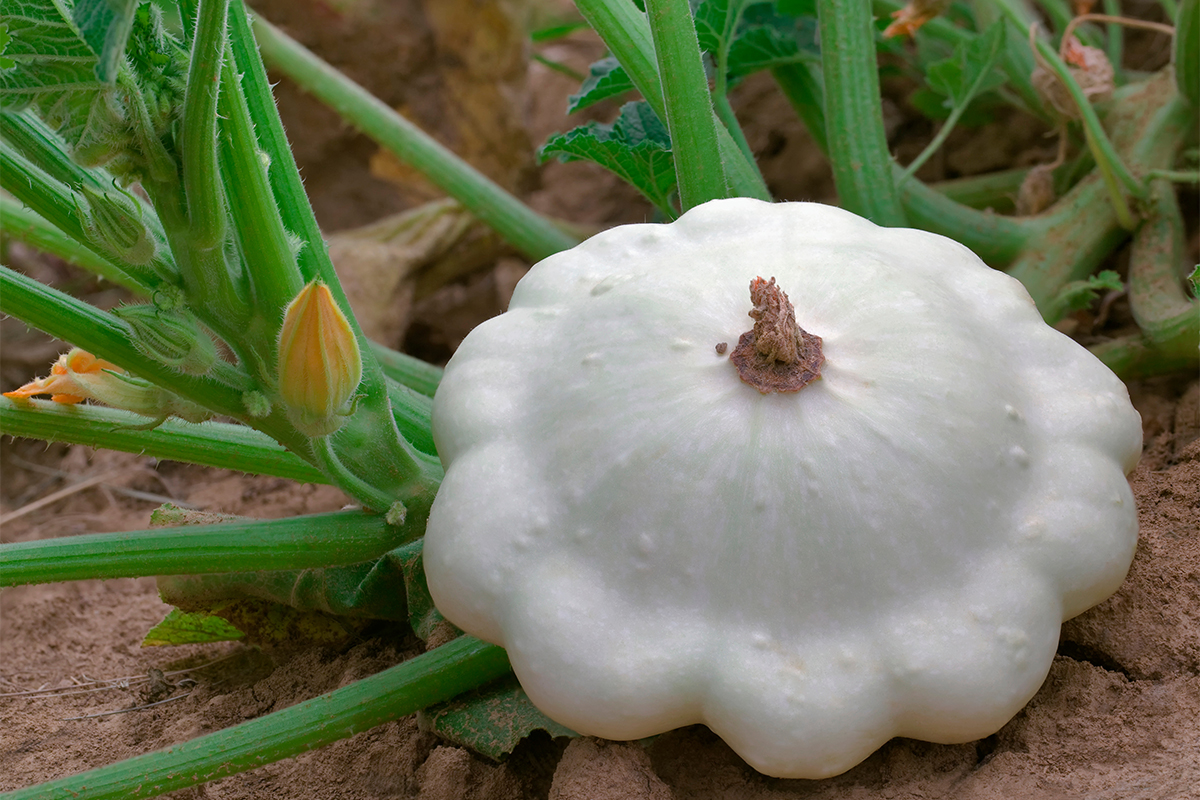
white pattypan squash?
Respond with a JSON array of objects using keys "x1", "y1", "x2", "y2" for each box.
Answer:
[{"x1": 424, "y1": 198, "x2": 1141, "y2": 779}]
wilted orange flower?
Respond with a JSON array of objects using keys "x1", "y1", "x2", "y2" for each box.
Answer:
[
  {"x1": 3, "y1": 349, "x2": 123, "y2": 405},
  {"x1": 3, "y1": 348, "x2": 213, "y2": 423},
  {"x1": 883, "y1": 0, "x2": 952, "y2": 38}
]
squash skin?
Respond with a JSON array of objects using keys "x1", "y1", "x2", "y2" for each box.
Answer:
[{"x1": 424, "y1": 198, "x2": 1141, "y2": 779}]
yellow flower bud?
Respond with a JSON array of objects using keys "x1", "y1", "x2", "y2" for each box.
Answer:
[{"x1": 276, "y1": 281, "x2": 363, "y2": 437}]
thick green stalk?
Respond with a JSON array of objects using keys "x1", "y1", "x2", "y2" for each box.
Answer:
[
  {"x1": 898, "y1": 172, "x2": 1033, "y2": 263},
  {"x1": 0, "y1": 637, "x2": 511, "y2": 800},
  {"x1": 181, "y1": 0, "x2": 230, "y2": 249},
  {"x1": 386, "y1": 381, "x2": 437, "y2": 456},
  {"x1": 0, "y1": 398, "x2": 326, "y2": 485},
  {"x1": 0, "y1": 112, "x2": 105, "y2": 191},
  {"x1": 249, "y1": 15, "x2": 578, "y2": 263},
  {"x1": 0, "y1": 511, "x2": 397, "y2": 587},
  {"x1": 770, "y1": 62, "x2": 828, "y2": 155},
  {"x1": 816, "y1": 0, "x2": 906, "y2": 226},
  {"x1": 1089, "y1": 309, "x2": 1200, "y2": 380},
  {"x1": 1129, "y1": 182, "x2": 1196, "y2": 341},
  {"x1": 644, "y1": 0, "x2": 730, "y2": 208},
  {"x1": 371, "y1": 341, "x2": 442, "y2": 397},
  {"x1": 0, "y1": 199, "x2": 149, "y2": 293},
  {"x1": 218, "y1": 45, "x2": 303, "y2": 318},
  {"x1": 573, "y1": 0, "x2": 771, "y2": 202},
  {"x1": 0, "y1": 266, "x2": 311, "y2": 455}
]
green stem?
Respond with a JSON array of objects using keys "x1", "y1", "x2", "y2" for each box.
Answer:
[
  {"x1": 181, "y1": 0, "x2": 230, "y2": 249},
  {"x1": 0, "y1": 637, "x2": 511, "y2": 800},
  {"x1": 1101, "y1": 0, "x2": 1123, "y2": 84},
  {"x1": 0, "y1": 511, "x2": 396, "y2": 587},
  {"x1": 816, "y1": 0, "x2": 906, "y2": 225},
  {"x1": 710, "y1": 1, "x2": 760, "y2": 173},
  {"x1": 0, "y1": 198, "x2": 149, "y2": 293},
  {"x1": 0, "y1": 398, "x2": 326, "y2": 485},
  {"x1": 370, "y1": 341, "x2": 442, "y2": 397},
  {"x1": 898, "y1": 169, "x2": 1033, "y2": 264},
  {"x1": 712, "y1": 93, "x2": 761, "y2": 184},
  {"x1": 644, "y1": 0, "x2": 730, "y2": 208},
  {"x1": 772, "y1": 50, "x2": 1033, "y2": 261},
  {"x1": 385, "y1": 380, "x2": 437, "y2": 456},
  {"x1": 770, "y1": 62, "x2": 828, "y2": 156},
  {"x1": 0, "y1": 111, "x2": 105, "y2": 191},
  {"x1": 573, "y1": 0, "x2": 771, "y2": 202},
  {"x1": 1145, "y1": 169, "x2": 1200, "y2": 183},
  {"x1": 311, "y1": 435, "x2": 404, "y2": 513},
  {"x1": 218, "y1": 41, "x2": 304, "y2": 319},
  {"x1": 1129, "y1": 182, "x2": 1196, "y2": 341},
  {"x1": 249, "y1": 15, "x2": 578, "y2": 263},
  {"x1": 1089, "y1": 307, "x2": 1200, "y2": 380}
]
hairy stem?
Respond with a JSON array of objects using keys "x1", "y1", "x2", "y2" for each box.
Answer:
[
  {"x1": 644, "y1": 0, "x2": 730, "y2": 208},
  {"x1": 0, "y1": 511, "x2": 398, "y2": 587},
  {"x1": 181, "y1": 0, "x2": 230, "y2": 249},
  {"x1": 0, "y1": 398, "x2": 326, "y2": 485},
  {"x1": 817, "y1": 0, "x2": 906, "y2": 225}
]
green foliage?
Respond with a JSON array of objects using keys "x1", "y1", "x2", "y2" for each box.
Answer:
[
  {"x1": 568, "y1": 56, "x2": 634, "y2": 112},
  {"x1": 72, "y1": 0, "x2": 139, "y2": 82},
  {"x1": 419, "y1": 676, "x2": 578, "y2": 761},
  {"x1": 143, "y1": 607, "x2": 245, "y2": 646},
  {"x1": 0, "y1": 0, "x2": 123, "y2": 159},
  {"x1": 1044, "y1": 270, "x2": 1125, "y2": 321},
  {"x1": 541, "y1": 100, "x2": 679, "y2": 216},
  {"x1": 694, "y1": 0, "x2": 818, "y2": 83},
  {"x1": 0, "y1": 0, "x2": 185, "y2": 179},
  {"x1": 909, "y1": 23, "x2": 1007, "y2": 122}
]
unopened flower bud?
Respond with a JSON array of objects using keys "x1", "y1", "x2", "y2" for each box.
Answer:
[
  {"x1": 276, "y1": 281, "x2": 363, "y2": 437},
  {"x1": 112, "y1": 304, "x2": 217, "y2": 375},
  {"x1": 78, "y1": 185, "x2": 156, "y2": 266}
]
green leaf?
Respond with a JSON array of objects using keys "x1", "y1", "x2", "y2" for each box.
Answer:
[
  {"x1": 0, "y1": 0, "x2": 184, "y2": 174},
  {"x1": 567, "y1": 56, "x2": 634, "y2": 113},
  {"x1": 0, "y1": 22, "x2": 15, "y2": 69},
  {"x1": 1188, "y1": 264, "x2": 1199, "y2": 299},
  {"x1": 418, "y1": 675, "x2": 577, "y2": 761},
  {"x1": 0, "y1": 0, "x2": 120, "y2": 155},
  {"x1": 923, "y1": 23, "x2": 1007, "y2": 113},
  {"x1": 692, "y1": 0, "x2": 818, "y2": 82},
  {"x1": 1045, "y1": 270, "x2": 1125, "y2": 320},
  {"x1": 693, "y1": 0, "x2": 741, "y2": 57},
  {"x1": 143, "y1": 607, "x2": 245, "y2": 646},
  {"x1": 726, "y1": 7, "x2": 818, "y2": 80},
  {"x1": 73, "y1": 0, "x2": 138, "y2": 82},
  {"x1": 541, "y1": 100, "x2": 678, "y2": 217}
]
